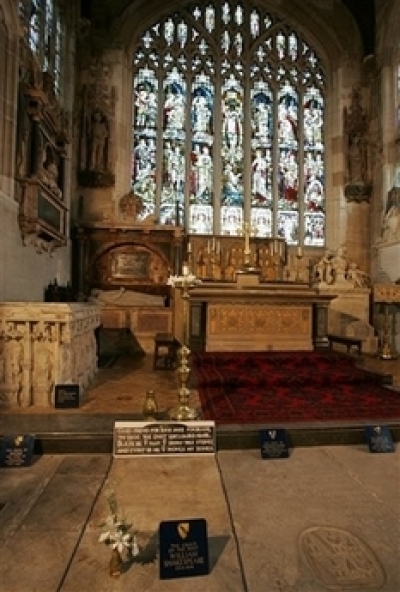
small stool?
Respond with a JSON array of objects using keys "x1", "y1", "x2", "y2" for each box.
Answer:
[{"x1": 153, "y1": 333, "x2": 179, "y2": 370}]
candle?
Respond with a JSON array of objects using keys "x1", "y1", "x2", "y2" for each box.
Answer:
[
  {"x1": 182, "y1": 264, "x2": 189, "y2": 276},
  {"x1": 187, "y1": 242, "x2": 192, "y2": 254},
  {"x1": 297, "y1": 247, "x2": 303, "y2": 257}
]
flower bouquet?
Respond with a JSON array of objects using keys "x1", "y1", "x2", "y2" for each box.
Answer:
[{"x1": 98, "y1": 491, "x2": 139, "y2": 577}]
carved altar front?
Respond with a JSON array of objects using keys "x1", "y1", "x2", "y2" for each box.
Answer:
[
  {"x1": 0, "y1": 303, "x2": 100, "y2": 408},
  {"x1": 182, "y1": 283, "x2": 333, "y2": 352}
]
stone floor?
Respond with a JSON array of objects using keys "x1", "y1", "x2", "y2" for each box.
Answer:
[
  {"x1": 1, "y1": 350, "x2": 400, "y2": 591},
  {"x1": 1, "y1": 447, "x2": 400, "y2": 591}
]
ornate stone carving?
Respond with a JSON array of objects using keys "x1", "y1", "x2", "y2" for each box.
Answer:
[
  {"x1": 343, "y1": 88, "x2": 372, "y2": 202},
  {"x1": 381, "y1": 187, "x2": 400, "y2": 243},
  {"x1": 314, "y1": 246, "x2": 370, "y2": 288},
  {"x1": 78, "y1": 63, "x2": 116, "y2": 187},
  {"x1": 300, "y1": 526, "x2": 385, "y2": 589},
  {"x1": 0, "y1": 304, "x2": 100, "y2": 408},
  {"x1": 16, "y1": 39, "x2": 70, "y2": 250},
  {"x1": 118, "y1": 191, "x2": 145, "y2": 220}
]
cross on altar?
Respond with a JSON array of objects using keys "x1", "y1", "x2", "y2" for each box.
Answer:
[{"x1": 240, "y1": 220, "x2": 252, "y2": 255}]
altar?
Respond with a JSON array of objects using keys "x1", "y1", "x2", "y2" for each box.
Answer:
[{"x1": 174, "y1": 281, "x2": 334, "y2": 353}]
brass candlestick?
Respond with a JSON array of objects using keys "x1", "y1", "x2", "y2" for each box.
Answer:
[{"x1": 167, "y1": 265, "x2": 201, "y2": 420}]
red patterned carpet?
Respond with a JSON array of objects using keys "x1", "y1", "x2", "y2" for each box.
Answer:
[{"x1": 192, "y1": 351, "x2": 400, "y2": 425}]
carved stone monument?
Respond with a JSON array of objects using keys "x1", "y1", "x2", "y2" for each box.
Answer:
[
  {"x1": 343, "y1": 87, "x2": 371, "y2": 202},
  {"x1": 78, "y1": 63, "x2": 116, "y2": 187},
  {"x1": 0, "y1": 303, "x2": 100, "y2": 407}
]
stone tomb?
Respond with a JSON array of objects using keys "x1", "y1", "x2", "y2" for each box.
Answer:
[{"x1": 0, "y1": 302, "x2": 100, "y2": 407}]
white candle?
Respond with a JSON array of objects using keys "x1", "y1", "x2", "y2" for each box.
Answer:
[
  {"x1": 187, "y1": 242, "x2": 192, "y2": 254},
  {"x1": 297, "y1": 247, "x2": 303, "y2": 257},
  {"x1": 182, "y1": 264, "x2": 189, "y2": 276}
]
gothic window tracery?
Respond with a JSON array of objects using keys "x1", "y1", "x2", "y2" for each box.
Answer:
[
  {"x1": 19, "y1": 0, "x2": 65, "y2": 95},
  {"x1": 131, "y1": 2, "x2": 326, "y2": 247}
]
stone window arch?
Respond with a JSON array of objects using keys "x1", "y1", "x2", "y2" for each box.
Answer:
[{"x1": 131, "y1": 2, "x2": 327, "y2": 248}]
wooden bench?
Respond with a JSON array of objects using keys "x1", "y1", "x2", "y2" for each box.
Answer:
[
  {"x1": 153, "y1": 333, "x2": 180, "y2": 370},
  {"x1": 327, "y1": 334, "x2": 363, "y2": 355}
]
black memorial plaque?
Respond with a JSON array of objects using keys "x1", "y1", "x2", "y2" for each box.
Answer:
[
  {"x1": 365, "y1": 425, "x2": 395, "y2": 453},
  {"x1": 55, "y1": 384, "x2": 80, "y2": 409},
  {"x1": 113, "y1": 421, "x2": 215, "y2": 457},
  {"x1": 259, "y1": 428, "x2": 290, "y2": 459},
  {"x1": 0, "y1": 435, "x2": 35, "y2": 467},
  {"x1": 159, "y1": 518, "x2": 209, "y2": 580}
]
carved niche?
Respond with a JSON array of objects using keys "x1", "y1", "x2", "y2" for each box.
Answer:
[
  {"x1": 78, "y1": 63, "x2": 116, "y2": 187},
  {"x1": 381, "y1": 187, "x2": 400, "y2": 243},
  {"x1": 343, "y1": 88, "x2": 372, "y2": 203},
  {"x1": 91, "y1": 244, "x2": 171, "y2": 289},
  {"x1": 16, "y1": 41, "x2": 69, "y2": 253}
]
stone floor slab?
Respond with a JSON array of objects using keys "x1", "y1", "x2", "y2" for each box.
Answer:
[
  {"x1": 217, "y1": 447, "x2": 400, "y2": 592},
  {"x1": 0, "y1": 448, "x2": 399, "y2": 591},
  {"x1": 62, "y1": 456, "x2": 245, "y2": 592}
]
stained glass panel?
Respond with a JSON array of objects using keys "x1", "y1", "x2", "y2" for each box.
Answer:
[
  {"x1": 131, "y1": 2, "x2": 326, "y2": 245},
  {"x1": 25, "y1": 1, "x2": 65, "y2": 96}
]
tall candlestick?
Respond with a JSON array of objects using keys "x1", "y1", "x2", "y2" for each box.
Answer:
[{"x1": 244, "y1": 222, "x2": 250, "y2": 254}]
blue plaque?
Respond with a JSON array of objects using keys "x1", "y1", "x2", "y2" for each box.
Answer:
[
  {"x1": 0, "y1": 435, "x2": 35, "y2": 467},
  {"x1": 159, "y1": 518, "x2": 209, "y2": 579},
  {"x1": 259, "y1": 429, "x2": 290, "y2": 459},
  {"x1": 365, "y1": 425, "x2": 395, "y2": 453},
  {"x1": 55, "y1": 384, "x2": 80, "y2": 408}
]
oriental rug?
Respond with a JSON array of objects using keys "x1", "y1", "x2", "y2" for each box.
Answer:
[{"x1": 191, "y1": 351, "x2": 400, "y2": 425}]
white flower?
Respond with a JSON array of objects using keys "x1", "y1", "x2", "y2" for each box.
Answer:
[
  {"x1": 167, "y1": 274, "x2": 202, "y2": 287},
  {"x1": 131, "y1": 539, "x2": 140, "y2": 557},
  {"x1": 98, "y1": 492, "x2": 139, "y2": 556}
]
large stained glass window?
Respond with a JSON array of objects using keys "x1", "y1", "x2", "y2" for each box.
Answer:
[
  {"x1": 131, "y1": 2, "x2": 326, "y2": 247},
  {"x1": 19, "y1": 0, "x2": 65, "y2": 95}
]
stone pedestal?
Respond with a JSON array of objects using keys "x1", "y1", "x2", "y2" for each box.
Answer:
[
  {"x1": 0, "y1": 303, "x2": 100, "y2": 407},
  {"x1": 317, "y1": 285, "x2": 377, "y2": 353}
]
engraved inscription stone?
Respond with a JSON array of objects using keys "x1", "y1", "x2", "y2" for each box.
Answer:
[
  {"x1": 159, "y1": 518, "x2": 209, "y2": 580},
  {"x1": 365, "y1": 425, "x2": 395, "y2": 453},
  {"x1": 259, "y1": 428, "x2": 289, "y2": 459},
  {"x1": 299, "y1": 526, "x2": 386, "y2": 589},
  {"x1": 0, "y1": 435, "x2": 35, "y2": 467},
  {"x1": 113, "y1": 421, "x2": 215, "y2": 457}
]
